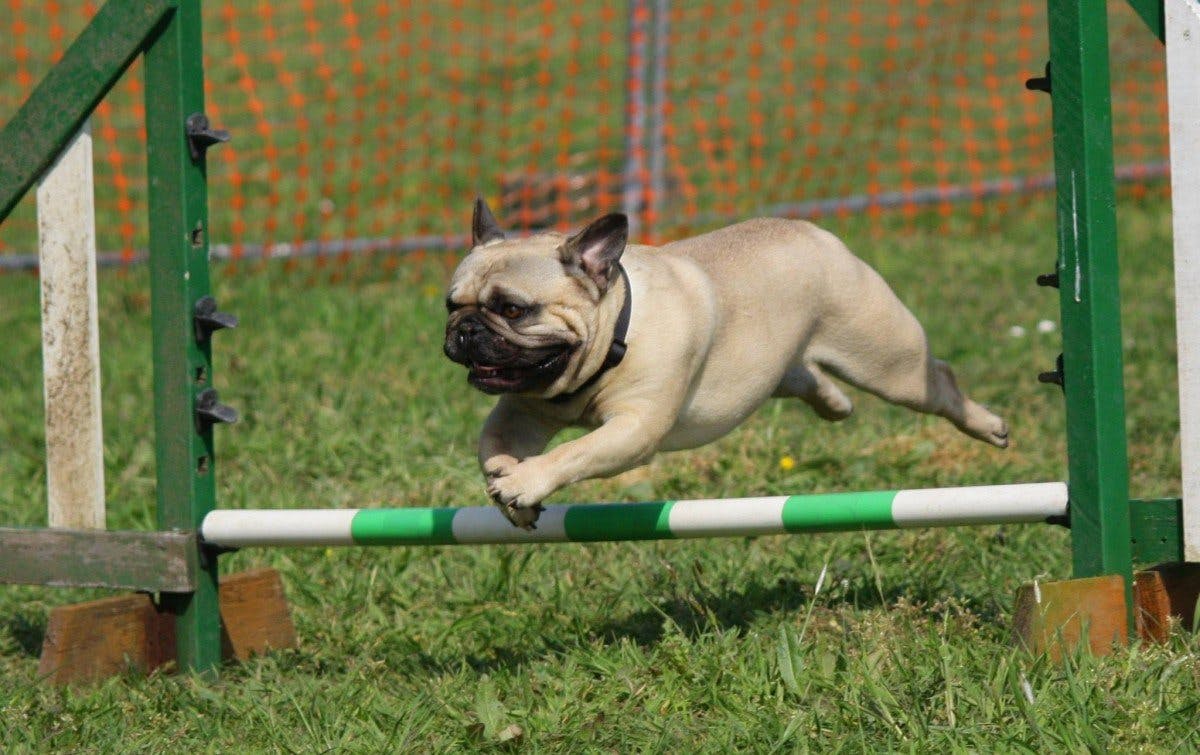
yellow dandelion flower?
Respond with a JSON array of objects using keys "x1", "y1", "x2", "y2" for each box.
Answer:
[{"x1": 779, "y1": 455, "x2": 796, "y2": 471}]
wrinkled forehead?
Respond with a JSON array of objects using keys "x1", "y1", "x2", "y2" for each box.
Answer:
[{"x1": 447, "y1": 243, "x2": 565, "y2": 304}]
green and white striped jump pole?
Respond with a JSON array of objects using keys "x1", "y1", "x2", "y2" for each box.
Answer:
[{"x1": 200, "y1": 482, "x2": 1067, "y2": 548}]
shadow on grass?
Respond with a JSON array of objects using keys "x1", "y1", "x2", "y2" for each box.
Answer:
[
  {"x1": 3, "y1": 612, "x2": 47, "y2": 657},
  {"x1": 591, "y1": 572, "x2": 1012, "y2": 650},
  {"x1": 406, "y1": 575, "x2": 1008, "y2": 675},
  {"x1": 593, "y1": 577, "x2": 820, "y2": 647}
]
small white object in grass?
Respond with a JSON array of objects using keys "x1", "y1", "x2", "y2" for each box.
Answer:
[
  {"x1": 1008, "y1": 325, "x2": 1027, "y2": 338},
  {"x1": 1020, "y1": 673, "x2": 1036, "y2": 704},
  {"x1": 814, "y1": 562, "x2": 828, "y2": 596},
  {"x1": 496, "y1": 724, "x2": 524, "y2": 743},
  {"x1": 319, "y1": 197, "x2": 336, "y2": 215},
  {"x1": 1037, "y1": 319, "x2": 1057, "y2": 333}
]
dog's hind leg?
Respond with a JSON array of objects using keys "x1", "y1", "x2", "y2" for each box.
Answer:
[
  {"x1": 812, "y1": 307, "x2": 1009, "y2": 447},
  {"x1": 774, "y1": 362, "x2": 854, "y2": 421}
]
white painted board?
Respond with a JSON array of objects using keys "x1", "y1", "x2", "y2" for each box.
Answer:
[
  {"x1": 1167, "y1": 0, "x2": 1200, "y2": 561},
  {"x1": 36, "y1": 122, "x2": 105, "y2": 530}
]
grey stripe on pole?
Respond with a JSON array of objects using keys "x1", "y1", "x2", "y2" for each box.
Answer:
[{"x1": 622, "y1": 0, "x2": 650, "y2": 237}]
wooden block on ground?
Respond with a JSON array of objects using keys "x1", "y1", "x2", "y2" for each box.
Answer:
[
  {"x1": 37, "y1": 568, "x2": 296, "y2": 686},
  {"x1": 1134, "y1": 563, "x2": 1200, "y2": 642},
  {"x1": 1013, "y1": 575, "x2": 1128, "y2": 659},
  {"x1": 38, "y1": 593, "x2": 174, "y2": 686},
  {"x1": 219, "y1": 568, "x2": 297, "y2": 660}
]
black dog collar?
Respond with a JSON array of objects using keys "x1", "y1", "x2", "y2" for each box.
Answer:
[{"x1": 551, "y1": 265, "x2": 632, "y2": 404}]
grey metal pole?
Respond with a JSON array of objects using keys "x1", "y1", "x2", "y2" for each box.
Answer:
[
  {"x1": 648, "y1": 0, "x2": 669, "y2": 233},
  {"x1": 622, "y1": 0, "x2": 649, "y2": 237}
]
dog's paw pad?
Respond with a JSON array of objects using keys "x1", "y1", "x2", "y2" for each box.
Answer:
[
  {"x1": 502, "y1": 502, "x2": 543, "y2": 530},
  {"x1": 988, "y1": 420, "x2": 1010, "y2": 448}
]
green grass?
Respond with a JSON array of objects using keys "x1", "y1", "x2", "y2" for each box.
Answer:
[
  {"x1": 2, "y1": 197, "x2": 1197, "y2": 751},
  {"x1": 0, "y1": 0, "x2": 1189, "y2": 749}
]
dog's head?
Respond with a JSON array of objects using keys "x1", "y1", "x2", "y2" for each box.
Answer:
[{"x1": 443, "y1": 199, "x2": 628, "y2": 396}]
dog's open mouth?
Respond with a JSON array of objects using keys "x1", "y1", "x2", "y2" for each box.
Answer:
[{"x1": 468, "y1": 346, "x2": 574, "y2": 394}]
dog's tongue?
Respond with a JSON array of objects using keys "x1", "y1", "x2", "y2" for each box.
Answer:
[{"x1": 473, "y1": 364, "x2": 503, "y2": 376}]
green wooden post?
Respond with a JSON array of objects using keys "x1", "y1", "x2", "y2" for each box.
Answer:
[
  {"x1": 0, "y1": 0, "x2": 175, "y2": 223},
  {"x1": 143, "y1": 0, "x2": 223, "y2": 674},
  {"x1": 1045, "y1": 0, "x2": 1134, "y2": 601},
  {"x1": 1123, "y1": 0, "x2": 1165, "y2": 42}
]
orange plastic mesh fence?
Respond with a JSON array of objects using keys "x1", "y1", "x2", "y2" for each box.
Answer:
[{"x1": 0, "y1": 0, "x2": 1169, "y2": 268}]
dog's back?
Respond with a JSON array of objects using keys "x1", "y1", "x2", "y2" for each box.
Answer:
[{"x1": 617, "y1": 219, "x2": 869, "y2": 448}]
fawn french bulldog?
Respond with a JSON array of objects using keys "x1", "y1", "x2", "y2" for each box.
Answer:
[{"x1": 444, "y1": 199, "x2": 1007, "y2": 528}]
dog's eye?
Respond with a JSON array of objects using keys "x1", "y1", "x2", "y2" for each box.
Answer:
[{"x1": 500, "y1": 303, "x2": 526, "y2": 320}]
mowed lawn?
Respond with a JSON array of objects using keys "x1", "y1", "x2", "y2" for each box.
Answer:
[{"x1": 1, "y1": 197, "x2": 1198, "y2": 750}]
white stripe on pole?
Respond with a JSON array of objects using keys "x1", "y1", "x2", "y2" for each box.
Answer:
[
  {"x1": 1167, "y1": 0, "x2": 1200, "y2": 562},
  {"x1": 667, "y1": 496, "x2": 788, "y2": 538},
  {"x1": 452, "y1": 505, "x2": 569, "y2": 543},
  {"x1": 891, "y1": 482, "x2": 1067, "y2": 527},
  {"x1": 202, "y1": 509, "x2": 358, "y2": 546},
  {"x1": 37, "y1": 122, "x2": 105, "y2": 530}
]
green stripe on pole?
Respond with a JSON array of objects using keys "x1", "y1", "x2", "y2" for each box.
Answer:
[
  {"x1": 563, "y1": 501, "x2": 674, "y2": 541},
  {"x1": 781, "y1": 490, "x2": 897, "y2": 532},
  {"x1": 351, "y1": 508, "x2": 457, "y2": 545},
  {"x1": 198, "y1": 482, "x2": 1067, "y2": 549}
]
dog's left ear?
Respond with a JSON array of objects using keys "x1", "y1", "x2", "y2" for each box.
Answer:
[{"x1": 560, "y1": 213, "x2": 628, "y2": 293}]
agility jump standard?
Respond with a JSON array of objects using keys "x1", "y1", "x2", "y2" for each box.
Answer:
[
  {"x1": 201, "y1": 483, "x2": 1068, "y2": 548},
  {"x1": 3, "y1": 0, "x2": 1199, "y2": 681}
]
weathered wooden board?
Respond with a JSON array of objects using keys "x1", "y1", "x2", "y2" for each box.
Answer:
[
  {"x1": 0, "y1": 527, "x2": 196, "y2": 592},
  {"x1": 36, "y1": 123, "x2": 105, "y2": 531}
]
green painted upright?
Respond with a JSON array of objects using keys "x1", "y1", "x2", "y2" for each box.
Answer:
[
  {"x1": 1045, "y1": 0, "x2": 1134, "y2": 598},
  {"x1": 143, "y1": 1, "x2": 223, "y2": 674},
  {"x1": 0, "y1": 0, "x2": 175, "y2": 223}
]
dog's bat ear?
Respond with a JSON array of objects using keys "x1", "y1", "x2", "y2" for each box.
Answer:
[
  {"x1": 560, "y1": 213, "x2": 628, "y2": 293},
  {"x1": 471, "y1": 197, "x2": 505, "y2": 246}
]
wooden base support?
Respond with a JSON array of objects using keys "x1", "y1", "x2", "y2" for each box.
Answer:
[
  {"x1": 1134, "y1": 563, "x2": 1200, "y2": 642},
  {"x1": 1013, "y1": 575, "x2": 1128, "y2": 658},
  {"x1": 37, "y1": 568, "x2": 296, "y2": 685},
  {"x1": 1014, "y1": 565, "x2": 1200, "y2": 657},
  {"x1": 216, "y1": 567, "x2": 297, "y2": 661}
]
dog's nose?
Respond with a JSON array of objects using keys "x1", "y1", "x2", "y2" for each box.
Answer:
[
  {"x1": 457, "y1": 319, "x2": 482, "y2": 336},
  {"x1": 455, "y1": 318, "x2": 482, "y2": 348}
]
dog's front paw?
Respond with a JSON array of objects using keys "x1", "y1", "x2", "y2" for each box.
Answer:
[{"x1": 487, "y1": 460, "x2": 555, "y2": 530}]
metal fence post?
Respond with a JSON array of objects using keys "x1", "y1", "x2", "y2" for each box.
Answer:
[
  {"x1": 647, "y1": 0, "x2": 669, "y2": 236},
  {"x1": 623, "y1": 0, "x2": 649, "y2": 237},
  {"x1": 143, "y1": 0, "x2": 224, "y2": 674}
]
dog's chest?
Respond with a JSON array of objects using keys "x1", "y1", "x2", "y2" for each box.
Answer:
[{"x1": 654, "y1": 392, "x2": 772, "y2": 452}]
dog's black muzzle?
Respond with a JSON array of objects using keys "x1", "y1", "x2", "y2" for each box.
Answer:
[
  {"x1": 443, "y1": 314, "x2": 486, "y2": 365},
  {"x1": 443, "y1": 313, "x2": 574, "y2": 395}
]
